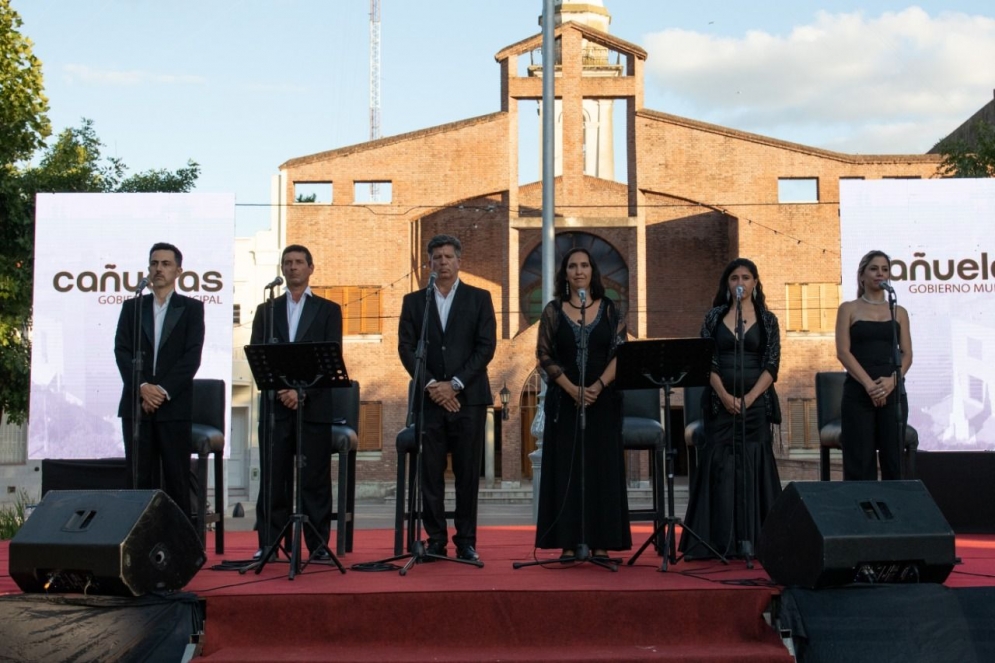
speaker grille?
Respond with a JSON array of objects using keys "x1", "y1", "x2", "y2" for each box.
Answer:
[{"x1": 9, "y1": 490, "x2": 205, "y2": 596}]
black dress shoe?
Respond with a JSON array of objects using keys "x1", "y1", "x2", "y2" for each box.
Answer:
[
  {"x1": 456, "y1": 545, "x2": 481, "y2": 562},
  {"x1": 311, "y1": 549, "x2": 333, "y2": 562},
  {"x1": 423, "y1": 541, "x2": 448, "y2": 561}
]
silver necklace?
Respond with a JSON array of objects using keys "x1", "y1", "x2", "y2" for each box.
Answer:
[{"x1": 860, "y1": 294, "x2": 887, "y2": 305}]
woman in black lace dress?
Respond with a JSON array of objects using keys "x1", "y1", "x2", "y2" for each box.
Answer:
[
  {"x1": 680, "y1": 258, "x2": 782, "y2": 560},
  {"x1": 835, "y1": 250, "x2": 913, "y2": 480},
  {"x1": 535, "y1": 247, "x2": 630, "y2": 560}
]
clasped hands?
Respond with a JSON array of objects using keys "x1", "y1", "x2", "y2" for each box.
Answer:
[
  {"x1": 569, "y1": 381, "x2": 603, "y2": 408},
  {"x1": 865, "y1": 375, "x2": 896, "y2": 407},
  {"x1": 139, "y1": 383, "x2": 167, "y2": 414},
  {"x1": 721, "y1": 391, "x2": 757, "y2": 415},
  {"x1": 427, "y1": 380, "x2": 461, "y2": 413}
]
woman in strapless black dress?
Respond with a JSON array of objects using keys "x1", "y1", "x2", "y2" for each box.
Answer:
[
  {"x1": 835, "y1": 250, "x2": 913, "y2": 481},
  {"x1": 680, "y1": 258, "x2": 782, "y2": 560}
]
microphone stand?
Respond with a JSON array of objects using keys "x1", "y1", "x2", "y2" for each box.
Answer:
[
  {"x1": 364, "y1": 274, "x2": 483, "y2": 574},
  {"x1": 733, "y1": 291, "x2": 754, "y2": 568},
  {"x1": 887, "y1": 287, "x2": 906, "y2": 479},
  {"x1": 515, "y1": 291, "x2": 617, "y2": 572},
  {"x1": 239, "y1": 281, "x2": 282, "y2": 571},
  {"x1": 129, "y1": 280, "x2": 148, "y2": 489}
]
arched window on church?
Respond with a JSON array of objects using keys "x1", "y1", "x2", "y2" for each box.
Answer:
[{"x1": 519, "y1": 231, "x2": 629, "y2": 327}]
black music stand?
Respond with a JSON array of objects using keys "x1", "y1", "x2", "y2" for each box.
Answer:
[
  {"x1": 242, "y1": 340, "x2": 350, "y2": 579},
  {"x1": 615, "y1": 338, "x2": 728, "y2": 571}
]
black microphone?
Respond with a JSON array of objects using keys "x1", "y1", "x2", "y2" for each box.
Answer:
[
  {"x1": 879, "y1": 281, "x2": 895, "y2": 294},
  {"x1": 578, "y1": 288, "x2": 587, "y2": 306},
  {"x1": 264, "y1": 276, "x2": 284, "y2": 289},
  {"x1": 735, "y1": 285, "x2": 744, "y2": 301},
  {"x1": 133, "y1": 277, "x2": 149, "y2": 294},
  {"x1": 427, "y1": 272, "x2": 438, "y2": 289}
]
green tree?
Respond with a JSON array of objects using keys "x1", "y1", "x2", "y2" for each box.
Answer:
[
  {"x1": 937, "y1": 119, "x2": 995, "y2": 178},
  {"x1": 0, "y1": 3, "x2": 200, "y2": 424},
  {"x1": 0, "y1": 0, "x2": 49, "y2": 425},
  {"x1": 0, "y1": 0, "x2": 50, "y2": 165}
]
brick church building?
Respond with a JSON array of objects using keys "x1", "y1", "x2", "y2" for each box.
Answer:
[{"x1": 273, "y1": 1, "x2": 941, "y2": 492}]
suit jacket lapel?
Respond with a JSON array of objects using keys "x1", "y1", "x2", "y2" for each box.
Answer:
[
  {"x1": 274, "y1": 296, "x2": 291, "y2": 343},
  {"x1": 141, "y1": 295, "x2": 154, "y2": 346},
  {"x1": 295, "y1": 295, "x2": 319, "y2": 341},
  {"x1": 160, "y1": 295, "x2": 185, "y2": 350},
  {"x1": 441, "y1": 284, "x2": 467, "y2": 340},
  {"x1": 429, "y1": 290, "x2": 445, "y2": 337}
]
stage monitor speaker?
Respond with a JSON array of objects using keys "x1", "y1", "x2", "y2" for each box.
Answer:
[
  {"x1": 9, "y1": 490, "x2": 206, "y2": 597},
  {"x1": 758, "y1": 480, "x2": 955, "y2": 589}
]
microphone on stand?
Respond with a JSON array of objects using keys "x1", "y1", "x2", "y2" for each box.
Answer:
[
  {"x1": 263, "y1": 276, "x2": 284, "y2": 290},
  {"x1": 578, "y1": 288, "x2": 587, "y2": 306},
  {"x1": 879, "y1": 281, "x2": 896, "y2": 294},
  {"x1": 425, "y1": 272, "x2": 438, "y2": 300},
  {"x1": 735, "y1": 285, "x2": 744, "y2": 301},
  {"x1": 133, "y1": 277, "x2": 150, "y2": 294}
]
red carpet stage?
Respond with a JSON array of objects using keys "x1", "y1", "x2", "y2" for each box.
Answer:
[{"x1": 3, "y1": 525, "x2": 995, "y2": 662}]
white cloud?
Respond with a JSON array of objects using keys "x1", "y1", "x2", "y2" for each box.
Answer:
[
  {"x1": 643, "y1": 7, "x2": 995, "y2": 153},
  {"x1": 63, "y1": 64, "x2": 206, "y2": 86}
]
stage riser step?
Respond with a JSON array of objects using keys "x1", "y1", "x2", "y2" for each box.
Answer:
[
  {"x1": 197, "y1": 645, "x2": 787, "y2": 662},
  {"x1": 201, "y1": 589, "x2": 790, "y2": 662}
]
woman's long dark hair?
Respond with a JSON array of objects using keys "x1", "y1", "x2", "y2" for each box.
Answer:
[
  {"x1": 856, "y1": 250, "x2": 891, "y2": 297},
  {"x1": 554, "y1": 247, "x2": 606, "y2": 301},
  {"x1": 711, "y1": 257, "x2": 767, "y2": 312}
]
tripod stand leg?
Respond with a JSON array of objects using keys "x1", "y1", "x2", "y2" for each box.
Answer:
[
  {"x1": 302, "y1": 520, "x2": 346, "y2": 574},
  {"x1": 249, "y1": 518, "x2": 296, "y2": 575},
  {"x1": 674, "y1": 520, "x2": 729, "y2": 569},
  {"x1": 627, "y1": 521, "x2": 666, "y2": 565}
]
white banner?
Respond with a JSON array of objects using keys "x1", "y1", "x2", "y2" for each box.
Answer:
[
  {"x1": 840, "y1": 178, "x2": 995, "y2": 451},
  {"x1": 29, "y1": 193, "x2": 234, "y2": 459}
]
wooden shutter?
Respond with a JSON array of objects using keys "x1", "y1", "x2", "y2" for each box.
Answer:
[
  {"x1": 359, "y1": 402, "x2": 383, "y2": 451},
  {"x1": 788, "y1": 398, "x2": 819, "y2": 449},
  {"x1": 786, "y1": 284, "x2": 803, "y2": 332}
]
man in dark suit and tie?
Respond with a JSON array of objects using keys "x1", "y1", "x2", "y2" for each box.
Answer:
[
  {"x1": 398, "y1": 234, "x2": 497, "y2": 563},
  {"x1": 251, "y1": 244, "x2": 343, "y2": 561},
  {"x1": 115, "y1": 242, "x2": 205, "y2": 523}
]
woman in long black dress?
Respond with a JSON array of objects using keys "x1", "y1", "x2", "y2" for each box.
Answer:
[
  {"x1": 835, "y1": 250, "x2": 913, "y2": 481},
  {"x1": 680, "y1": 258, "x2": 782, "y2": 560},
  {"x1": 535, "y1": 247, "x2": 630, "y2": 560}
]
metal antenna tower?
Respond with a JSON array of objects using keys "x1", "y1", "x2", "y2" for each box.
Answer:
[{"x1": 369, "y1": 0, "x2": 381, "y2": 202}]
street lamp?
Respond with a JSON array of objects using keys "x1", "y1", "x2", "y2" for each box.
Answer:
[{"x1": 500, "y1": 383, "x2": 511, "y2": 420}]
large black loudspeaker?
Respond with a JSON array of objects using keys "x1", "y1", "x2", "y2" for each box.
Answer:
[
  {"x1": 9, "y1": 490, "x2": 205, "y2": 597},
  {"x1": 758, "y1": 480, "x2": 955, "y2": 589}
]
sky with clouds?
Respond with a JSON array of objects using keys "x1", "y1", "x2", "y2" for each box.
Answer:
[{"x1": 13, "y1": 0, "x2": 995, "y2": 233}]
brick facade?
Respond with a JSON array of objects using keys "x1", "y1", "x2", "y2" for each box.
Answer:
[{"x1": 279, "y1": 21, "x2": 942, "y2": 490}]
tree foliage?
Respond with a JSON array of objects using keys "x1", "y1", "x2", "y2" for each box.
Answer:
[
  {"x1": 0, "y1": 2, "x2": 200, "y2": 424},
  {"x1": 0, "y1": 0, "x2": 50, "y2": 165},
  {"x1": 937, "y1": 120, "x2": 995, "y2": 178}
]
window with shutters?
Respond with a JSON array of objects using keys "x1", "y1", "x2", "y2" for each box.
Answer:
[
  {"x1": 312, "y1": 286, "x2": 382, "y2": 335},
  {"x1": 359, "y1": 401, "x2": 382, "y2": 451},
  {"x1": 787, "y1": 398, "x2": 819, "y2": 450},
  {"x1": 785, "y1": 283, "x2": 841, "y2": 334}
]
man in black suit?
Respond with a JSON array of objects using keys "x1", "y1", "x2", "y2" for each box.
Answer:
[
  {"x1": 251, "y1": 244, "x2": 343, "y2": 561},
  {"x1": 398, "y1": 234, "x2": 497, "y2": 563},
  {"x1": 115, "y1": 242, "x2": 205, "y2": 522}
]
